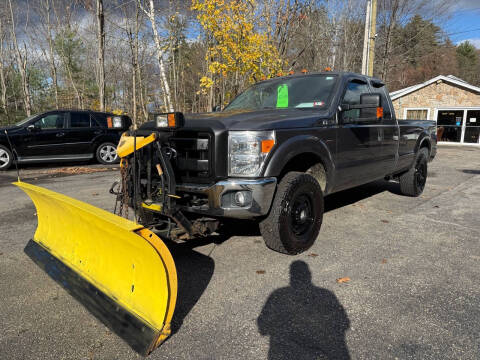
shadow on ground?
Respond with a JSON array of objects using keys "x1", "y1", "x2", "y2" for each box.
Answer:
[
  {"x1": 324, "y1": 179, "x2": 401, "y2": 212},
  {"x1": 179, "y1": 179, "x2": 403, "y2": 249},
  {"x1": 258, "y1": 261, "x2": 350, "y2": 360},
  {"x1": 166, "y1": 241, "x2": 215, "y2": 336}
]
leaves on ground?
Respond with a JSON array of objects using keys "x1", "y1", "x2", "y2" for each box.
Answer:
[
  {"x1": 381, "y1": 219, "x2": 389, "y2": 223},
  {"x1": 40, "y1": 167, "x2": 115, "y2": 175},
  {"x1": 336, "y1": 277, "x2": 350, "y2": 283},
  {"x1": 308, "y1": 253, "x2": 319, "y2": 257},
  {"x1": 256, "y1": 270, "x2": 266, "y2": 274},
  {"x1": 381, "y1": 258, "x2": 387, "y2": 264}
]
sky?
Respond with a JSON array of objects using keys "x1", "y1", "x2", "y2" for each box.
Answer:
[{"x1": 441, "y1": 0, "x2": 480, "y2": 48}]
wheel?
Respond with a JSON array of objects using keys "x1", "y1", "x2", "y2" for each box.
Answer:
[
  {"x1": 399, "y1": 148, "x2": 428, "y2": 197},
  {"x1": 96, "y1": 142, "x2": 119, "y2": 165},
  {"x1": 259, "y1": 172, "x2": 324, "y2": 255},
  {"x1": 0, "y1": 145, "x2": 13, "y2": 171}
]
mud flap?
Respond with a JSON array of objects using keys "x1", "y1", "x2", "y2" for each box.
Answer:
[{"x1": 14, "y1": 182, "x2": 177, "y2": 355}]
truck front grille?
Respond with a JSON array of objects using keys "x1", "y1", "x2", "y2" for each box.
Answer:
[{"x1": 170, "y1": 131, "x2": 213, "y2": 184}]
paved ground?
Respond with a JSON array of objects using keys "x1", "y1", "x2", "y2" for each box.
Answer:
[{"x1": 0, "y1": 146, "x2": 479, "y2": 360}]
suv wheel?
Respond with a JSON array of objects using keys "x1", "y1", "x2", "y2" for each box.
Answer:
[
  {"x1": 399, "y1": 148, "x2": 428, "y2": 197},
  {"x1": 0, "y1": 145, "x2": 13, "y2": 171},
  {"x1": 259, "y1": 172, "x2": 324, "y2": 255},
  {"x1": 96, "y1": 142, "x2": 119, "y2": 165}
]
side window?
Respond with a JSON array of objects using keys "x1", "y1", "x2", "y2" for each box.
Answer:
[
  {"x1": 91, "y1": 113, "x2": 108, "y2": 128},
  {"x1": 33, "y1": 113, "x2": 64, "y2": 129},
  {"x1": 342, "y1": 80, "x2": 370, "y2": 120},
  {"x1": 70, "y1": 112, "x2": 91, "y2": 128}
]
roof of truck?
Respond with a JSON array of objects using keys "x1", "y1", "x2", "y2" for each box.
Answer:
[{"x1": 258, "y1": 71, "x2": 385, "y2": 86}]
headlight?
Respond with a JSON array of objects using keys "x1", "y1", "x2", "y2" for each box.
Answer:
[
  {"x1": 112, "y1": 116, "x2": 123, "y2": 128},
  {"x1": 228, "y1": 131, "x2": 275, "y2": 177}
]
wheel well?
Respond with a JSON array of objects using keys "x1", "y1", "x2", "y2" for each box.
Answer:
[
  {"x1": 419, "y1": 139, "x2": 431, "y2": 156},
  {"x1": 279, "y1": 153, "x2": 327, "y2": 191}
]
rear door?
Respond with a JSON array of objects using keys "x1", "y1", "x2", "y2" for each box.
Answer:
[
  {"x1": 23, "y1": 112, "x2": 67, "y2": 157},
  {"x1": 63, "y1": 111, "x2": 100, "y2": 156},
  {"x1": 335, "y1": 78, "x2": 385, "y2": 190}
]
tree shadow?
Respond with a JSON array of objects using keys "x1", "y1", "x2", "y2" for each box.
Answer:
[
  {"x1": 166, "y1": 241, "x2": 215, "y2": 335},
  {"x1": 258, "y1": 261, "x2": 350, "y2": 360}
]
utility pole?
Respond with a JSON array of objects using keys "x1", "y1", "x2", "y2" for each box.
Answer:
[
  {"x1": 368, "y1": 0, "x2": 377, "y2": 77},
  {"x1": 361, "y1": 0, "x2": 371, "y2": 75},
  {"x1": 361, "y1": 0, "x2": 377, "y2": 76}
]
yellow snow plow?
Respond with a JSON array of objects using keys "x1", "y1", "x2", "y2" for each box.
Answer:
[{"x1": 15, "y1": 181, "x2": 177, "y2": 355}]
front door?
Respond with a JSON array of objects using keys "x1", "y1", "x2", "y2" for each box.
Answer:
[
  {"x1": 335, "y1": 78, "x2": 384, "y2": 190},
  {"x1": 23, "y1": 112, "x2": 67, "y2": 157}
]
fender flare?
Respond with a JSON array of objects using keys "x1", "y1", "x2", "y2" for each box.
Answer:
[
  {"x1": 263, "y1": 135, "x2": 335, "y2": 194},
  {"x1": 415, "y1": 131, "x2": 432, "y2": 156}
]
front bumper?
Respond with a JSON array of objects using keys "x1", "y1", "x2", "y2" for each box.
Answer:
[{"x1": 176, "y1": 177, "x2": 277, "y2": 219}]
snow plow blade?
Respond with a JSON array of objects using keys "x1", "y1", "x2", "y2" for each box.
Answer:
[{"x1": 14, "y1": 181, "x2": 177, "y2": 356}]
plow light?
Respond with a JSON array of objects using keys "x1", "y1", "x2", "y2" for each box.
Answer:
[{"x1": 155, "y1": 112, "x2": 184, "y2": 129}]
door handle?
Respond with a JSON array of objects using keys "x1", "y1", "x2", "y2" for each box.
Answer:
[
  {"x1": 56, "y1": 132, "x2": 65, "y2": 137},
  {"x1": 94, "y1": 130, "x2": 103, "y2": 135}
]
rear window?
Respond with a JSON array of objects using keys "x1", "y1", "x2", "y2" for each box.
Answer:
[{"x1": 70, "y1": 112, "x2": 91, "y2": 128}]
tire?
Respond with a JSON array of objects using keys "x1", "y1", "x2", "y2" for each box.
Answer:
[
  {"x1": 0, "y1": 145, "x2": 13, "y2": 171},
  {"x1": 399, "y1": 148, "x2": 428, "y2": 197},
  {"x1": 259, "y1": 172, "x2": 324, "y2": 255},
  {"x1": 96, "y1": 142, "x2": 119, "y2": 165}
]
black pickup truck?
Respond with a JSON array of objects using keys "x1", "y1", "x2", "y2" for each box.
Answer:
[{"x1": 117, "y1": 71, "x2": 436, "y2": 254}]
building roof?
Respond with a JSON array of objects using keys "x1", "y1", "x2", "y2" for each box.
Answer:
[{"x1": 390, "y1": 75, "x2": 480, "y2": 100}]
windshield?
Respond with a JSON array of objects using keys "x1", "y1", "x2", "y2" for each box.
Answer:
[
  {"x1": 224, "y1": 75, "x2": 337, "y2": 111},
  {"x1": 15, "y1": 114, "x2": 37, "y2": 127}
]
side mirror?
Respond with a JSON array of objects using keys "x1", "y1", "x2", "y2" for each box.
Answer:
[
  {"x1": 212, "y1": 105, "x2": 221, "y2": 112},
  {"x1": 341, "y1": 93, "x2": 383, "y2": 122},
  {"x1": 26, "y1": 124, "x2": 37, "y2": 131},
  {"x1": 359, "y1": 93, "x2": 382, "y2": 119}
]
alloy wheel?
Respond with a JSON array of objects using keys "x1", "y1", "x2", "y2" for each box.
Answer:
[
  {"x1": 0, "y1": 149, "x2": 10, "y2": 169},
  {"x1": 100, "y1": 145, "x2": 118, "y2": 163}
]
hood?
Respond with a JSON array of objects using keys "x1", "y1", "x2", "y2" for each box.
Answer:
[
  {"x1": 0, "y1": 125, "x2": 21, "y2": 135},
  {"x1": 182, "y1": 108, "x2": 330, "y2": 131}
]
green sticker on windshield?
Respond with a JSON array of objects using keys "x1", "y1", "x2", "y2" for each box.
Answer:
[{"x1": 276, "y1": 84, "x2": 289, "y2": 108}]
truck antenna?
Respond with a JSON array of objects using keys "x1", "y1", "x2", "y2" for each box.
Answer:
[{"x1": 4, "y1": 129, "x2": 21, "y2": 182}]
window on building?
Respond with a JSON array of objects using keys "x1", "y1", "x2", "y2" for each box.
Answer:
[{"x1": 406, "y1": 109, "x2": 428, "y2": 120}]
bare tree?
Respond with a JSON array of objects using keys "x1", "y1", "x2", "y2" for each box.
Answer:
[
  {"x1": 96, "y1": 0, "x2": 105, "y2": 111},
  {"x1": 0, "y1": 16, "x2": 9, "y2": 119},
  {"x1": 8, "y1": 0, "x2": 32, "y2": 116},
  {"x1": 138, "y1": 0, "x2": 173, "y2": 112}
]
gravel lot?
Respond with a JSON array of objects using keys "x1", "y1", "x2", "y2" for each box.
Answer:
[{"x1": 1, "y1": 146, "x2": 479, "y2": 360}]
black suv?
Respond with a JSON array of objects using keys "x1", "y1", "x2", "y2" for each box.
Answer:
[{"x1": 0, "y1": 109, "x2": 132, "y2": 170}]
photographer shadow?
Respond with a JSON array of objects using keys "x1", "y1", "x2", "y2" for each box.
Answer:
[{"x1": 258, "y1": 261, "x2": 350, "y2": 360}]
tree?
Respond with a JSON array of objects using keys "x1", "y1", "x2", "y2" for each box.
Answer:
[
  {"x1": 96, "y1": 0, "x2": 105, "y2": 111},
  {"x1": 8, "y1": 0, "x2": 32, "y2": 116},
  {"x1": 192, "y1": 0, "x2": 284, "y2": 108},
  {"x1": 138, "y1": 0, "x2": 173, "y2": 112},
  {"x1": 456, "y1": 41, "x2": 479, "y2": 84}
]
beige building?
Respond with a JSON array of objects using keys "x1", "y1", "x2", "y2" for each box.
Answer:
[{"x1": 390, "y1": 75, "x2": 480, "y2": 145}]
